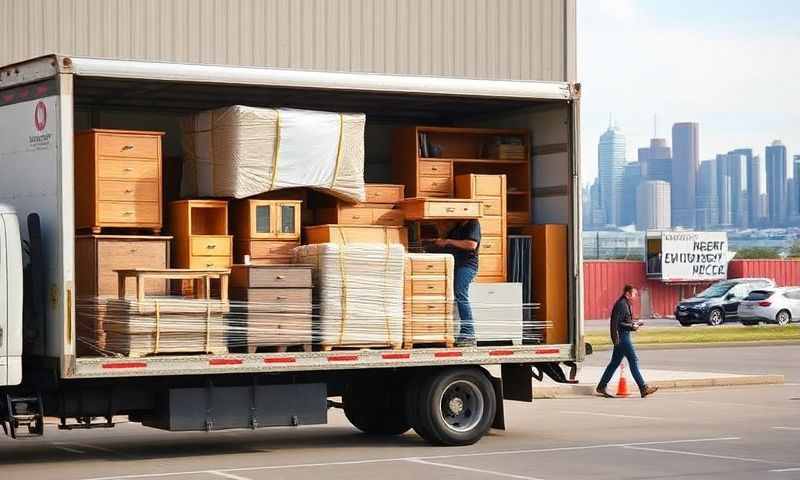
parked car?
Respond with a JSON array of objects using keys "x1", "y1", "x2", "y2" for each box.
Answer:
[
  {"x1": 674, "y1": 278, "x2": 776, "y2": 326},
  {"x1": 737, "y1": 287, "x2": 800, "y2": 326}
]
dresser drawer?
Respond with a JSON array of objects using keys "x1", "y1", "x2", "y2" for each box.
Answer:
[
  {"x1": 412, "y1": 302, "x2": 448, "y2": 314},
  {"x1": 97, "y1": 133, "x2": 160, "y2": 159},
  {"x1": 191, "y1": 236, "x2": 232, "y2": 257},
  {"x1": 411, "y1": 258, "x2": 447, "y2": 275},
  {"x1": 419, "y1": 176, "x2": 451, "y2": 194},
  {"x1": 243, "y1": 240, "x2": 298, "y2": 258},
  {"x1": 95, "y1": 238, "x2": 170, "y2": 296},
  {"x1": 411, "y1": 279, "x2": 446, "y2": 295},
  {"x1": 419, "y1": 160, "x2": 450, "y2": 176},
  {"x1": 473, "y1": 175, "x2": 504, "y2": 196},
  {"x1": 480, "y1": 197, "x2": 502, "y2": 216},
  {"x1": 425, "y1": 200, "x2": 481, "y2": 218},
  {"x1": 97, "y1": 158, "x2": 159, "y2": 180},
  {"x1": 97, "y1": 201, "x2": 159, "y2": 224},
  {"x1": 365, "y1": 184, "x2": 404, "y2": 204},
  {"x1": 231, "y1": 265, "x2": 312, "y2": 289},
  {"x1": 231, "y1": 288, "x2": 312, "y2": 313},
  {"x1": 479, "y1": 236, "x2": 504, "y2": 255},
  {"x1": 97, "y1": 180, "x2": 159, "y2": 202},
  {"x1": 477, "y1": 254, "x2": 504, "y2": 276},
  {"x1": 372, "y1": 208, "x2": 404, "y2": 226},
  {"x1": 479, "y1": 216, "x2": 503, "y2": 235},
  {"x1": 189, "y1": 255, "x2": 231, "y2": 269},
  {"x1": 338, "y1": 206, "x2": 374, "y2": 225},
  {"x1": 407, "y1": 320, "x2": 450, "y2": 335},
  {"x1": 507, "y1": 211, "x2": 529, "y2": 225}
]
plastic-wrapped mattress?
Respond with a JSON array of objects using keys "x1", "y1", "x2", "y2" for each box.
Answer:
[
  {"x1": 293, "y1": 243, "x2": 405, "y2": 349},
  {"x1": 181, "y1": 106, "x2": 366, "y2": 202}
]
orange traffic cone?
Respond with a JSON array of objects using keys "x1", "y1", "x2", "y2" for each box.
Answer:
[{"x1": 615, "y1": 362, "x2": 630, "y2": 397}]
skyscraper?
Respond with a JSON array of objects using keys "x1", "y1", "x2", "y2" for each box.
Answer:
[
  {"x1": 638, "y1": 138, "x2": 672, "y2": 183},
  {"x1": 696, "y1": 159, "x2": 718, "y2": 230},
  {"x1": 620, "y1": 162, "x2": 641, "y2": 226},
  {"x1": 724, "y1": 152, "x2": 749, "y2": 228},
  {"x1": 729, "y1": 148, "x2": 761, "y2": 227},
  {"x1": 716, "y1": 153, "x2": 733, "y2": 227},
  {"x1": 672, "y1": 122, "x2": 699, "y2": 228},
  {"x1": 636, "y1": 180, "x2": 671, "y2": 231},
  {"x1": 793, "y1": 155, "x2": 800, "y2": 218},
  {"x1": 766, "y1": 140, "x2": 788, "y2": 226},
  {"x1": 598, "y1": 124, "x2": 626, "y2": 226}
]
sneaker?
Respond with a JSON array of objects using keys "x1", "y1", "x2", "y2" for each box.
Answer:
[
  {"x1": 455, "y1": 338, "x2": 477, "y2": 348},
  {"x1": 640, "y1": 385, "x2": 659, "y2": 398},
  {"x1": 595, "y1": 385, "x2": 614, "y2": 398}
]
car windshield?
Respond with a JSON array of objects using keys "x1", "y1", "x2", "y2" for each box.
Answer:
[
  {"x1": 696, "y1": 283, "x2": 734, "y2": 298},
  {"x1": 744, "y1": 290, "x2": 773, "y2": 301}
]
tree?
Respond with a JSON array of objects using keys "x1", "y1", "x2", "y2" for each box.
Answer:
[
  {"x1": 788, "y1": 241, "x2": 800, "y2": 258},
  {"x1": 734, "y1": 247, "x2": 781, "y2": 259}
]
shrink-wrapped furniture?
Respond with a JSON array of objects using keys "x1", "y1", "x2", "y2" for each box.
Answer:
[
  {"x1": 293, "y1": 243, "x2": 405, "y2": 350},
  {"x1": 458, "y1": 282, "x2": 524, "y2": 345},
  {"x1": 181, "y1": 106, "x2": 366, "y2": 202}
]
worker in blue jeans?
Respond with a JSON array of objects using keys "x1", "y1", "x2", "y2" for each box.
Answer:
[
  {"x1": 432, "y1": 219, "x2": 481, "y2": 347},
  {"x1": 596, "y1": 284, "x2": 658, "y2": 398}
]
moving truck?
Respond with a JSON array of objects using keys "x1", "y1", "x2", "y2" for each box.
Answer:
[{"x1": 0, "y1": 54, "x2": 584, "y2": 446}]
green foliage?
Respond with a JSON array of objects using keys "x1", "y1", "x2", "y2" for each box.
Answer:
[
  {"x1": 734, "y1": 247, "x2": 781, "y2": 259},
  {"x1": 787, "y1": 241, "x2": 800, "y2": 258}
]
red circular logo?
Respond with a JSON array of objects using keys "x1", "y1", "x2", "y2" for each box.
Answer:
[{"x1": 34, "y1": 101, "x2": 47, "y2": 131}]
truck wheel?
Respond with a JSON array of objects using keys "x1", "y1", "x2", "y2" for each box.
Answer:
[
  {"x1": 407, "y1": 367, "x2": 496, "y2": 446},
  {"x1": 343, "y1": 379, "x2": 410, "y2": 435},
  {"x1": 707, "y1": 308, "x2": 724, "y2": 326}
]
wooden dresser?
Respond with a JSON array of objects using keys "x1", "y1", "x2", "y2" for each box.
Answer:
[
  {"x1": 455, "y1": 174, "x2": 507, "y2": 282},
  {"x1": 231, "y1": 199, "x2": 302, "y2": 264},
  {"x1": 520, "y1": 224, "x2": 568, "y2": 345},
  {"x1": 229, "y1": 264, "x2": 313, "y2": 352},
  {"x1": 75, "y1": 129, "x2": 164, "y2": 234},
  {"x1": 304, "y1": 224, "x2": 408, "y2": 246},
  {"x1": 403, "y1": 254, "x2": 455, "y2": 348},
  {"x1": 391, "y1": 126, "x2": 530, "y2": 225},
  {"x1": 397, "y1": 198, "x2": 483, "y2": 221},
  {"x1": 314, "y1": 184, "x2": 405, "y2": 226},
  {"x1": 170, "y1": 200, "x2": 233, "y2": 269}
]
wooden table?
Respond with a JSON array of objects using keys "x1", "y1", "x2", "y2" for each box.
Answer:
[{"x1": 115, "y1": 268, "x2": 231, "y2": 303}]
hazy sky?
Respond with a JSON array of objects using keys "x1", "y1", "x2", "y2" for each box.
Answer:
[{"x1": 578, "y1": 0, "x2": 800, "y2": 185}]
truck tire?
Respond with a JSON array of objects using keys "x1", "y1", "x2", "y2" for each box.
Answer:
[
  {"x1": 343, "y1": 378, "x2": 410, "y2": 435},
  {"x1": 407, "y1": 367, "x2": 496, "y2": 446}
]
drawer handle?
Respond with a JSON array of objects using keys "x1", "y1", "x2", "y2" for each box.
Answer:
[
  {"x1": 276, "y1": 296, "x2": 288, "y2": 300},
  {"x1": 122, "y1": 144, "x2": 135, "y2": 151},
  {"x1": 275, "y1": 275, "x2": 285, "y2": 280},
  {"x1": 431, "y1": 167, "x2": 439, "y2": 171},
  {"x1": 484, "y1": 244, "x2": 492, "y2": 248},
  {"x1": 129, "y1": 249, "x2": 138, "y2": 254},
  {"x1": 206, "y1": 244, "x2": 216, "y2": 249},
  {"x1": 462, "y1": 207, "x2": 469, "y2": 211},
  {"x1": 427, "y1": 305, "x2": 435, "y2": 309},
  {"x1": 446, "y1": 207, "x2": 455, "y2": 213},
  {"x1": 352, "y1": 215, "x2": 361, "y2": 219},
  {"x1": 124, "y1": 189, "x2": 133, "y2": 193},
  {"x1": 206, "y1": 264, "x2": 214, "y2": 267},
  {"x1": 123, "y1": 167, "x2": 133, "y2": 172},
  {"x1": 122, "y1": 211, "x2": 133, "y2": 216},
  {"x1": 426, "y1": 264, "x2": 433, "y2": 269},
  {"x1": 427, "y1": 285, "x2": 434, "y2": 289}
]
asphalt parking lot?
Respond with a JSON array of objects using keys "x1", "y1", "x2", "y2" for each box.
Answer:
[{"x1": 1, "y1": 345, "x2": 798, "y2": 480}]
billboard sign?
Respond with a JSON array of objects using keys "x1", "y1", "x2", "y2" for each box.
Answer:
[{"x1": 660, "y1": 231, "x2": 729, "y2": 282}]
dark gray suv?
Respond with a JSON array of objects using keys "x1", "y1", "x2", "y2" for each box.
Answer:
[{"x1": 674, "y1": 278, "x2": 775, "y2": 326}]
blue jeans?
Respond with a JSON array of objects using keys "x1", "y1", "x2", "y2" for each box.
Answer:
[
  {"x1": 455, "y1": 265, "x2": 478, "y2": 339},
  {"x1": 598, "y1": 331, "x2": 646, "y2": 390}
]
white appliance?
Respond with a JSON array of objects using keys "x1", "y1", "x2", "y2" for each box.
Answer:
[
  {"x1": 456, "y1": 282, "x2": 523, "y2": 345},
  {"x1": 0, "y1": 204, "x2": 23, "y2": 386}
]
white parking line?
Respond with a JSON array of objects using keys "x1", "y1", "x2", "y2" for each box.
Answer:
[
  {"x1": 209, "y1": 471, "x2": 252, "y2": 480},
  {"x1": 560, "y1": 410, "x2": 665, "y2": 421},
  {"x1": 407, "y1": 458, "x2": 545, "y2": 480},
  {"x1": 77, "y1": 436, "x2": 740, "y2": 480},
  {"x1": 771, "y1": 467, "x2": 800, "y2": 473},
  {"x1": 623, "y1": 445, "x2": 787, "y2": 465},
  {"x1": 54, "y1": 442, "x2": 119, "y2": 454},
  {"x1": 772, "y1": 427, "x2": 800, "y2": 431},
  {"x1": 53, "y1": 445, "x2": 86, "y2": 454}
]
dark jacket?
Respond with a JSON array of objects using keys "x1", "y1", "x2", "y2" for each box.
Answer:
[{"x1": 609, "y1": 295, "x2": 638, "y2": 345}]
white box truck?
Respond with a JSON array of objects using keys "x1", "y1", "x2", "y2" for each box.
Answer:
[{"x1": 0, "y1": 54, "x2": 584, "y2": 445}]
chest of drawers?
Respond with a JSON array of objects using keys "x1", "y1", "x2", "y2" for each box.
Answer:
[
  {"x1": 75, "y1": 129, "x2": 164, "y2": 234},
  {"x1": 314, "y1": 184, "x2": 406, "y2": 227},
  {"x1": 397, "y1": 198, "x2": 483, "y2": 221},
  {"x1": 229, "y1": 264, "x2": 313, "y2": 352},
  {"x1": 403, "y1": 253, "x2": 455, "y2": 348},
  {"x1": 455, "y1": 174, "x2": 507, "y2": 282}
]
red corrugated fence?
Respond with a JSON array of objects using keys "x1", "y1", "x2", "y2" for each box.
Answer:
[{"x1": 583, "y1": 259, "x2": 800, "y2": 320}]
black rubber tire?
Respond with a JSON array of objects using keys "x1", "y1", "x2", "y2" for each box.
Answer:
[
  {"x1": 679, "y1": 321, "x2": 692, "y2": 327},
  {"x1": 410, "y1": 367, "x2": 496, "y2": 446},
  {"x1": 740, "y1": 320, "x2": 759, "y2": 326},
  {"x1": 775, "y1": 310, "x2": 791, "y2": 326},
  {"x1": 343, "y1": 378, "x2": 410, "y2": 435},
  {"x1": 707, "y1": 308, "x2": 724, "y2": 326}
]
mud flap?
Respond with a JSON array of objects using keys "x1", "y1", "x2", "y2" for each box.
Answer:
[{"x1": 490, "y1": 376, "x2": 505, "y2": 430}]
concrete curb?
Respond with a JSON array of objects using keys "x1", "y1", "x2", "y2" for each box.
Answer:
[
  {"x1": 590, "y1": 340, "x2": 800, "y2": 352},
  {"x1": 533, "y1": 374, "x2": 785, "y2": 399}
]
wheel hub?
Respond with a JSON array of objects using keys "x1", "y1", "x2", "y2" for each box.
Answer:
[
  {"x1": 439, "y1": 379, "x2": 485, "y2": 433},
  {"x1": 448, "y1": 397, "x2": 465, "y2": 415}
]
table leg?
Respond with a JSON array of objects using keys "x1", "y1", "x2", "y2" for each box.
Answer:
[
  {"x1": 136, "y1": 274, "x2": 145, "y2": 304},
  {"x1": 118, "y1": 274, "x2": 126, "y2": 299},
  {"x1": 205, "y1": 275, "x2": 211, "y2": 300},
  {"x1": 220, "y1": 273, "x2": 229, "y2": 302}
]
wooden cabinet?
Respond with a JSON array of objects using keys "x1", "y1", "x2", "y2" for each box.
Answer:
[
  {"x1": 314, "y1": 184, "x2": 405, "y2": 227},
  {"x1": 403, "y1": 254, "x2": 455, "y2": 348},
  {"x1": 397, "y1": 198, "x2": 482, "y2": 220},
  {"x1": 455, "y1": 174, "x2": 507, "y2": 282},
  {"x1": 392, "y1": 126, "x2": 530, "y2": 224},
  {"x1": 363, "y1": 184, "x2": 404, "y2": 204},
  {"x1": 231, "y1": 199, "x2": 302, "y2": 264},
  {"x1": 75, "y1": 129, "x2": 164, "y2": 233},
  {"x1": 304, "y1": 225, "x2": 408, "y2": 246},
  {"x1": 229, "y1": 264, "x2": 313, "y2": 352},
  {"x1": 520, "y1": 224, "x2": 568, "y2": 345},
  {"x1": 170, "y1": 200, "x2": 232, "y2": 269}
]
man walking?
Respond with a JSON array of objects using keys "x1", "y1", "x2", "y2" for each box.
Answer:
[{"x1": 596, "y1": 284, "x2": 658, "y2": 398}]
